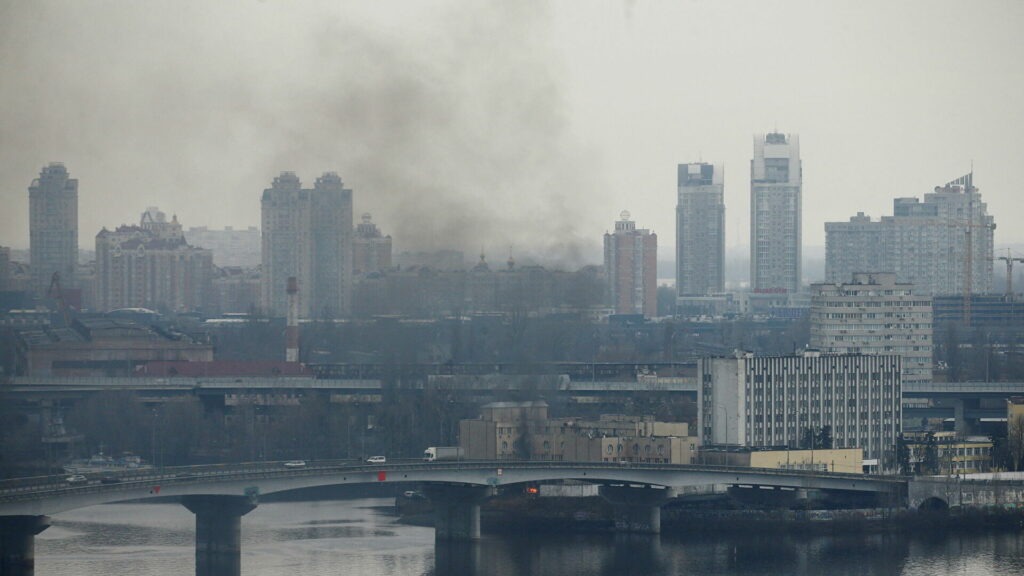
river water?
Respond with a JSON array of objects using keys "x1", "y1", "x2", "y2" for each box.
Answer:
[{"x1": 35, "y1": 498, "x2": 1024, "y2": 576}]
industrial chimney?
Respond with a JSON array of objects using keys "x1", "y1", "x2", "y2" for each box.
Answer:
[{"x1": 286, "y1": 276, "x2": 299, "y2": 362}]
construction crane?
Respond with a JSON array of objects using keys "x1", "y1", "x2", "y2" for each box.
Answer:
[
  {"x1": 993, "y1": 249, "x2": 1024, "y2": 298},
  {"x1": 47, "y1": 271, "x2": 71, "y2": 327},
  {"x1": 941, "y1": 172, "x2": 996, "y2": 327}
]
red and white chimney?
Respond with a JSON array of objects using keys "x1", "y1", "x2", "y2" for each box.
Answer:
[{"x1": 286, "y1": 276, "x2": 299, "y2": 363}]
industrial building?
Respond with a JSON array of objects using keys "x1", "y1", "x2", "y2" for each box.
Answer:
[{"x1": 699, "y1": 351, "x2": 901, "y2": 471}]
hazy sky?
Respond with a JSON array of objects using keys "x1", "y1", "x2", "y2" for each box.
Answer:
[{"x1": 2, "y1": 0, "x2": 1022, "y2": 267}]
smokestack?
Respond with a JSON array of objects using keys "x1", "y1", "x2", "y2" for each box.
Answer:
[{"x1": 286, "y1": 276, "x2": 299, "y2": 363}]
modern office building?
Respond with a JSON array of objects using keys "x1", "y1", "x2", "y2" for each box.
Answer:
[
  {"x1": 750, "y1": 133, "x2": 801, "y2": 294},
  {"x1": 824, "y1": 173, "x2": 994, "y2": 296},
  {"x1": 352, "y1": 213, "x2": 392, "y2": 276},
  {"x1": 698, "y1": 351, "x2": 901, "y2": 469},
  {"x1": 29, "y1": 163, "x2": 79, "y2": 295},
  {"x1": 184, "y1": 226, "x2": 261, "y2": 267},
  {"x1": 95, "y1": 208, "x2": 214, "y2": 312},
  {"x1": 260, "y1": 172, "x2": 353, "y2": 318},
  {"x1": 604, "y1": 211, "x2": 657, "y2": 317},
  {"x1": 676, "y1": 162, "x2": 725, "y2": 298},
  {"x1": 810, "y1": 273, "x2": 932, "y2": 385}
]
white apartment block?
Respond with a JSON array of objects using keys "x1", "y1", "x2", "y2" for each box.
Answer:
[
  {"x1": 810, "y1": 273, "x2": 932, "y2": 386},
  {"x1": 699, "y1": 351, "x2": 901, "y2": 469},
  {"x1": 825, "y1": 174, "x2": 994, "y2": 296},
  {"x1": 751, "y1": 133, "x2": 801, "y2": 294}
]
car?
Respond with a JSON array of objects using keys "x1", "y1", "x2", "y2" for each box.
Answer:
[
  {"x1": 366, "y1": 456, "x2": 386, "y2": 464},
  {"x1": 65, "y1": 474, "x2": 88, "y2": 484},
  {"x1": 283, "y1": 460, "x2": 306, "y2": 468}
]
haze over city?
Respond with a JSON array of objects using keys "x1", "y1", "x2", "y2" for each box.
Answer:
[{"x1": 2, "y1": 0, "x2": 1023, "y2": 266}]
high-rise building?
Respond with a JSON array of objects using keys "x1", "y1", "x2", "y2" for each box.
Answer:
[
  {"x1": 260, "y1": 172, "x2": 353, "y2": 318},
  {"x1": 352, "y1": 213, "x2": 392, "y2": 276},
  {"x1": 29, "y1": 163, "x2": 78, "y2": 295},
  {"x1": 604, "y1": 211, "x2": 657, "y2": 317},
  {"x1": 0, "y1": 245, "x2": 10, "y2": 291},
  {"x1": 95, "y1": 208, "x2": 213, "y2": 312},
  {"x1": 699, "y1": 351, "x2": 901, "y2": 470},
  {"x1": 810, "y1": 273, "x2": 933, "y2": 385},
  {"x1": 750, "y1": 133, "x2": 801, "y2": 294},
  {"x1": 184, "y1": 226, "x2": 261, "y2": 267},
  {"x1": 676, "y1": 162, "x2": 725, "y2": 298},
  {"x1": 824, "y1": 173, "x2": 994, "y2": 296}
]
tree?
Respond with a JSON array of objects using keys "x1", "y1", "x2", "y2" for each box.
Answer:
[
  {"x1": 896, "y1": 434, "x2": 911, "y2": 476},
  {"x1": 800, "y1": 427, "x2": 815, "y2": 450},
  {"x1": 816, "y1": 426, "x2": 833, "y2": 449},
  {"x1": 921, "y1": 432, "x2": 939, "y2": 475}
]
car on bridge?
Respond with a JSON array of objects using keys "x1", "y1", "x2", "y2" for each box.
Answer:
[
  {"x1": 283, "y1": 460, "x2": 306, "y2": 468},
  {"x1": 65, "y1": 474, "x2": 88, "y2": 485},
  {"x1": 366, "y1": 456, "x2": 386, "y2": 464}
]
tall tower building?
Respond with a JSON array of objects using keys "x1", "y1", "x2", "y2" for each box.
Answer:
[
  {"x1": 353, "y1": 213, "x2": 392, "y2": 276},
  {"x1": 750, "y1": 133, "x2": 801, "y2": 294},
  {"x1": 29, "y1": 163, "x2": 78, "y2": 295},
  {"x1": 260, "y1": 172, "x2": 353, "y2": 318},
  {"x1": 676, "y1": 162, "x2": 725, "y2": 297},
  {"x1": 604, "y1": 211, "x2": 657, "y2": 317}
]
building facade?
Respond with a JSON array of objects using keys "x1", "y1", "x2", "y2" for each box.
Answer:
[
  {"x1": 459, "y1": 401, "x2": 698, "y2": 464},
  {"x1": 810, "y1": 273, "x2": 932, "y2": 385},
  {"x1": 29, "y1": 163, "x2": 79, "y2": 295},
  {"x1": 604, "y1": 211, "x2": 657, "y2": 317},
  {"x1": 184, "y1": 226, "x2": 261, "y2": 267},
  {"x1": 750, "y1": 133, "x2": 801, "y2": 294},
  {"x1": 0, "y1": 246, "x2": 10, "y2": 291},
  {"x1": 824, "y1": 173, "x2": 994, "y2": 296},
  {"x1": 260, "y1": 172, "x2": 353, "y2": 318},
  {"x1": 676, "y1": 162, "x2": 725, "y2": 298},
  {"x1": 352, "y1": 213, "x2": 392, "y2": 276},
  {"x1": 95, "y1": 208, "x2": 214, "y2": 313},
  {"x1": 698, "y1": 351, "x2": 901, "y2": 470}
]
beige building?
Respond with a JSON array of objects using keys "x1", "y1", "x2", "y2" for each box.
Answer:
[
  {"x1": 459, "y1": 401, "x2": 698, "y2": 464},
  {"x1": 95, "y1": 208, "x2": 213, "y2": 313},
  {"x1": 700, "y1": 446, "x2": 864, "y2": 474}
]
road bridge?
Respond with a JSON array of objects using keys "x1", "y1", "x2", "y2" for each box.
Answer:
[{"x1": 0, "y1": 460, "x2": 903, "y2": 575}]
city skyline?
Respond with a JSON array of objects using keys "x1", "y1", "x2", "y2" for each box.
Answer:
[{"x1": 1, "y1": 1, "x2": 1022, "y2": 264}]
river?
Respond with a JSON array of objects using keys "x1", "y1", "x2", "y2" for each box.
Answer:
[{"x1": 35, "y1": 498, "x2": 1024, "y2": 575}]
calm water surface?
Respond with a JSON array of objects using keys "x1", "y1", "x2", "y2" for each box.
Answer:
[{"x1": 35, "y1": 499, "x2": 1024, "y2": 576}]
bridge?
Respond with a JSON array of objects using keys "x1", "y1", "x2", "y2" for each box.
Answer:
[{"x1": 0, "y1": 460, "x2": 903, "y2": 575}]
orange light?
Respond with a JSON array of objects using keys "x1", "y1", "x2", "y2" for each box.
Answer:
[{"x1": 526, "y1": 486, "x2": 539, "y2": 494}]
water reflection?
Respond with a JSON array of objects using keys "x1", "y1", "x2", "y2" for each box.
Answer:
[{"x1": 31, "y1": 500, "x2": 1024, "y2": 576}]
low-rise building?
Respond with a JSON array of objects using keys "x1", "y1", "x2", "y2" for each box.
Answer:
[
  {"x1": 459, "y1": 401, "x2": 698, "y2": 464},
  {"x1": 699, "y1": 445, "x2": 864, "y2": 474},
  {"x1": 16, "y1": 316, "x2": 212, "y2": 376}
]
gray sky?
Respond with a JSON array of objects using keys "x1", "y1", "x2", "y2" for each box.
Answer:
[{"x1": 2, "y1": 0, "x2": 1022, "y2": 268}]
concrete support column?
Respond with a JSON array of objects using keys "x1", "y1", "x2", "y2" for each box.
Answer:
[
  {"x1": 423, "y1": 485, "x2": 493, "y2": 541},
  {"x1": 599, "y1": 485, "x2": 676, "y2": 534},
  {"x1": 0, "y1": 515, "x2": 50, "y2": 576},
  {"x1": 182, "y1": 495, "x2": 257, "y2": 576}
]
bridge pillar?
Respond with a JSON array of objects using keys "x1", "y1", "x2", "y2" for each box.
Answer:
[
  {"x1": 181, "y1": 495, "x2": 257, "y2": 576},
  {"x1": 0, "y1": 515, "x2": 50, "y2": 576},
  {"x1": 423, "y1": 485, "x2": 493, "y2": 541},
  {"x1": 599, "y1": 485, "x2": 676, "y2": 534}
]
